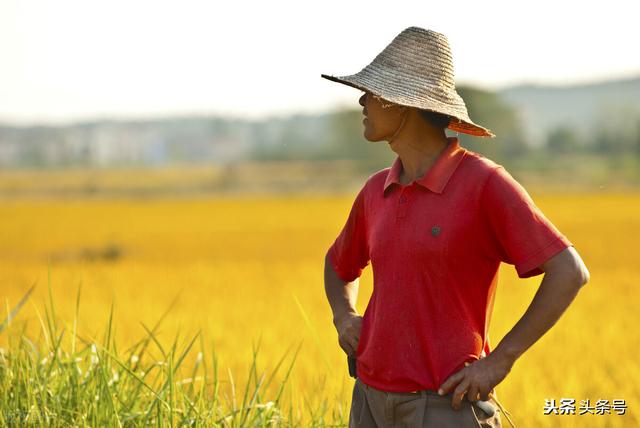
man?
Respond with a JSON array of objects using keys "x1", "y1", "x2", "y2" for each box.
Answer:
[{"x1": 322, "y1": 27, "x2": 590, "y2": 427}]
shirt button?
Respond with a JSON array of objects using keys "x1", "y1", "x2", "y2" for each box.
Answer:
[{"x1": 399, "y1": 195, "x2": 407, "y2": 203}]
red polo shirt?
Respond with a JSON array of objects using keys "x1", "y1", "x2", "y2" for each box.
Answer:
[{"x1": 327, "y1": 136, "x2": 573, "y2": 393}]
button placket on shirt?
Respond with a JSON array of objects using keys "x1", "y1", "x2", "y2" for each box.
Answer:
[{"x1": 396, "y1": 183, "x2": 413, "y2": 219}]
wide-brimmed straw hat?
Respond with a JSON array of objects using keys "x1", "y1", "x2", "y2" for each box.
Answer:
[{"x1": 321, "y1": 26, "x2": 495, "y2": 138}]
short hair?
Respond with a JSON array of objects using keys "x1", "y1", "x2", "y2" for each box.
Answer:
[{"x1": 418, "y1": 109, "x2": 451, "y2": 130}]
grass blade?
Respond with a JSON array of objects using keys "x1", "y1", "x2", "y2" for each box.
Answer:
[{"x1": 0, "y1": 284, "x2": 36, "y2": 335}]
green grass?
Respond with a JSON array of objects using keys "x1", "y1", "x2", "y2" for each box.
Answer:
[{"x1": 0, "y1": 281, "x2": 330, "y2": 427}]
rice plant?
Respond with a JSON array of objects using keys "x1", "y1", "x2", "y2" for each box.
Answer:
[{"x1": 0, "y1": 282, "x2": 313, "y2": 427}]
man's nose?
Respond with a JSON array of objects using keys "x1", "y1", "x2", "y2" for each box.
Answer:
[{"x1": 358, "y1": 93, "x2": 366, "y2": 107}]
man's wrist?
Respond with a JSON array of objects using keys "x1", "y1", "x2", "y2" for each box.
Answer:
[
  {"x1": 490, "y1": 342, "x2": 522, "y2": 368},
  {"x1": 332, "y1": 309, "x2": 358, "y2": 328}
]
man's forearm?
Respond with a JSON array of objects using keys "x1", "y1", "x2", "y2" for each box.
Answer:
[
  {"x1": 491, "y1": 268, "x2": 587, "y2": 367},
  {"x1": 324, "y1": 254, "x2": 359, "y2": 326}
]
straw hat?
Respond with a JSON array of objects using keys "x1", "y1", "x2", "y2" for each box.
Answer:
[{"x1": 321, "y1": 26, "x2": 495, "y2": 138}]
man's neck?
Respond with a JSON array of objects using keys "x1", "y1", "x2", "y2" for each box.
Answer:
[{"x1": 391, "y1": 133, "x2": 450, "y2": 185}]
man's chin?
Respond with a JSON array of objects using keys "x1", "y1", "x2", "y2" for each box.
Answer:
[{"x1": 363, "y1": 132, "x2": 385, "y2": 143}]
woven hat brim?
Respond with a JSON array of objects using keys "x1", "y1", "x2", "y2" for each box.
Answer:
[{"x1": 321, "y1": 73, "x2": 496, "y2": 138}]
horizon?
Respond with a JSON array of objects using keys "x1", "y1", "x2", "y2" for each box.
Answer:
[{"x1": 2, "y1": 71, "x2": 639, "y2": 128}]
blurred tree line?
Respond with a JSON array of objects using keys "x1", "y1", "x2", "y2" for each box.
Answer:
[{"x1": 1, "y1": 84, "x2": 639, "y2": 179}]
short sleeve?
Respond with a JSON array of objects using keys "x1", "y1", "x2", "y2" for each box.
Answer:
[
  {"x1": 480, "y1": 166, "x2": 573, "y2": 278},
  {"x1": 326, "y1": 185, "x2": 370, "y2": 282}
]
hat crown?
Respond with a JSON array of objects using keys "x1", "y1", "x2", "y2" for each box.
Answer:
[
  {"x1": 369, "y1": 27, "x2": 456, "y2": 90},
  {"x1": 321, "y1": 26, "x2": 496, "y2": 137}
]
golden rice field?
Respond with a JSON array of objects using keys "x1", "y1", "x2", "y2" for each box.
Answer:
[{"x1": 1, "y1": 182, "x2": 639, "y2": 426}]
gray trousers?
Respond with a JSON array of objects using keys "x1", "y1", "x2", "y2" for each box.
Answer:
[{"x1": 349, "y1": 378, "x2": 502, "y2": 427}]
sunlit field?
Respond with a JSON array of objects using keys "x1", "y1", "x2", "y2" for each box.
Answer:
[{"x1": 1, "y1": 182, "x2": 638, "y2": 426}]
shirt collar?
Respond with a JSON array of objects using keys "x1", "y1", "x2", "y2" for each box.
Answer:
[{"x1": 383, "y1": 136, "x2": 466, "y2": 195}]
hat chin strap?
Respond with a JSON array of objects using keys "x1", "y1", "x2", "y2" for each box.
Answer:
[{"x1": 387, "y1": 107, "x2": 409, "y2": 144}]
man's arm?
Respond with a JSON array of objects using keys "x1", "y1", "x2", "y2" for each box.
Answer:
[
  {"x1": 324, "y1": 253, "x2": 363, "y2": 357},
  {"x1": 439, "y1": 246, "x2": 590, "y2": 409},
  {"x1": 490, "y1": 246, "x2": 590, "y2": 364}
]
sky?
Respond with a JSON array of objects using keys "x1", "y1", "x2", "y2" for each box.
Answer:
[{"x1": 1, "y1": 0, "x2": 639, "y2": 125}]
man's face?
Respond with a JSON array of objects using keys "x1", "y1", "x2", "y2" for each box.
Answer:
[{"x1": 358, "y1": 91, "x2": 406, "y2": 142}]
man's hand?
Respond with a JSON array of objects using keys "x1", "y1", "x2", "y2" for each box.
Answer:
[
  {"x1": 334, "y1": 313, "x2": 363, "y2": 357},
  {"x1": 325, "y1": 254, "x2": 363, "y2": 357},
  {"x1": 437, "y1": 353, "x2": 513, "y2": 410}
]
